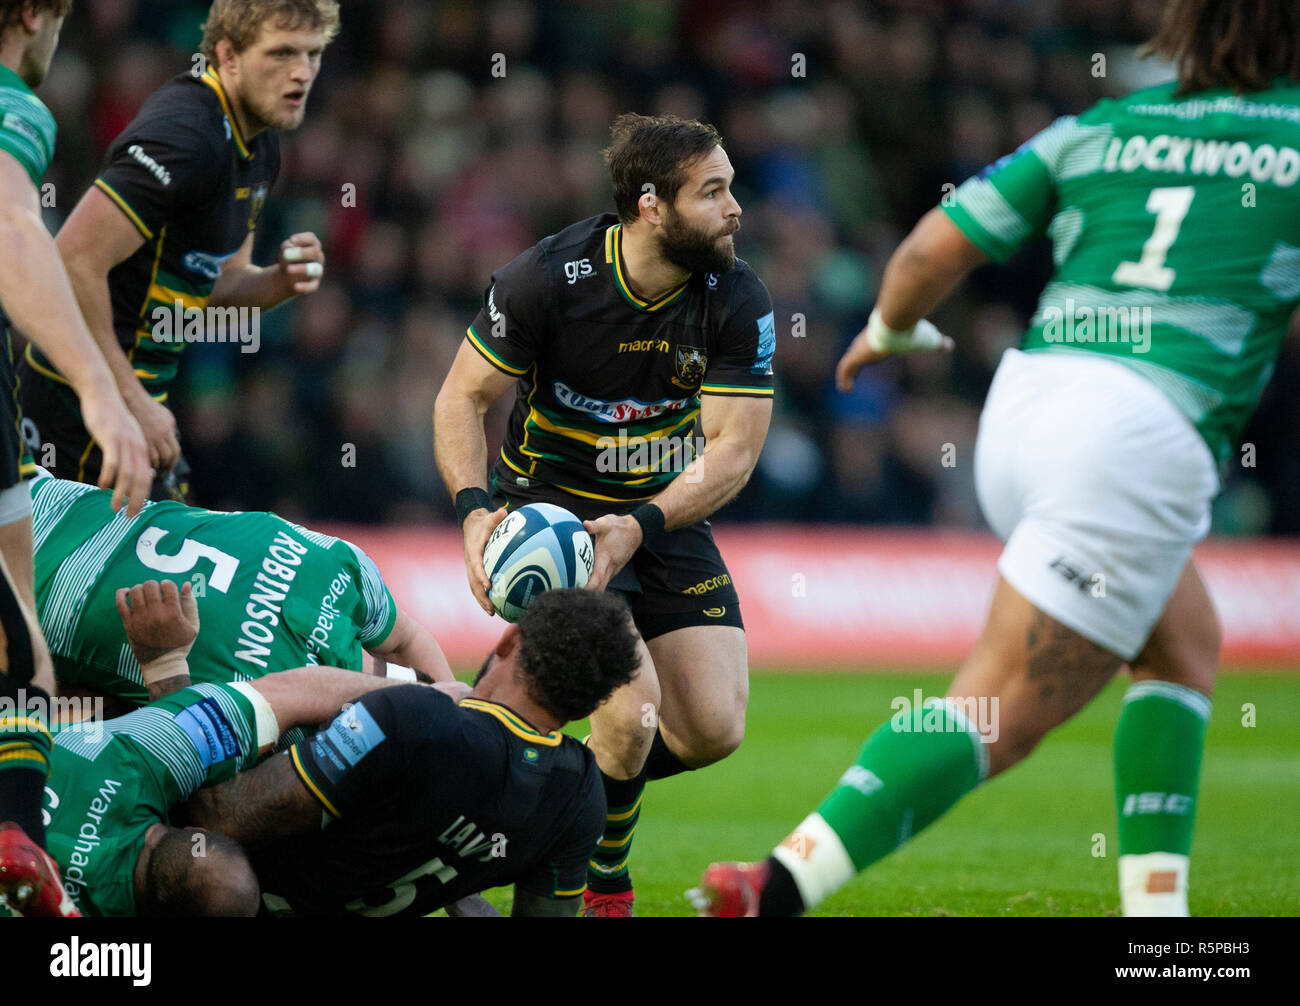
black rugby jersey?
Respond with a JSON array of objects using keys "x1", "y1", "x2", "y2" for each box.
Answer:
[
  {"x1": 27, "y1": 67, "x2": 279, "y2": 395},
  {"x1": 255, "y1": 686, "x2": 605, "y2": 916},
  {"x1": 467, "y1": 213, "x2": 775, "y2": 503}
]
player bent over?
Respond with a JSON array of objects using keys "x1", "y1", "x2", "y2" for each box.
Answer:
[
  {"x1": 437, "y1": 113, "x2": 774, "y2": 914},
  {"x1": 29, "y1": 470, "x2": 453, "y2": 717},
  {"x1": 186, "y1": 588, "x2": 640, "y2": 917},
  {"x1": 695, "y1": 0, "x2": 1299, "y2": 917},
  {"x1": 33, "y1": 577, "x2": 407, "y2": 915},
  {"x1": 51, "y1": 580, "x2": 638, "y2": 916}
]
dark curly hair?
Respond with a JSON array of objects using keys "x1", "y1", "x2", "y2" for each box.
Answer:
[{"x1": 516, "y1": 589, "x2": 639, "y2": 722}]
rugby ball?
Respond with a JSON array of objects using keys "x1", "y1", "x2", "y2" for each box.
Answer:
[{"x1": 482, "y1": 503, "x2": 594, "y2": 621}]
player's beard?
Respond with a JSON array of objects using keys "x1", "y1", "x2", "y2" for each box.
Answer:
[
  {"x1": 241, "y1": 86, "x2": 308, "y2": 133},
  {"x1": 658, "y1": 209, "x2": 738, "y2": 276}
]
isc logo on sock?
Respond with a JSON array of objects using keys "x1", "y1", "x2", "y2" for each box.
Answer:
[
  {"x1": 839, "y1": 766, "x2": 883, "y2": 796},
  {"x1": 1122, "y1": 791, "x2": 1192, "y2": 816}
]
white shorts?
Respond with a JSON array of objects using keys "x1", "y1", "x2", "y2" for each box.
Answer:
[{"x1": 975, "y1": 349, "x2": 1219, "y2": 660}]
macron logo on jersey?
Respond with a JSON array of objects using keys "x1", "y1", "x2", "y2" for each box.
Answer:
[
  {"x1": 552, "y1": 381, "x2": 692, "y2": 424},
  {"x1": 127, "y1": 144, "x2": 172, "y2": 186}
]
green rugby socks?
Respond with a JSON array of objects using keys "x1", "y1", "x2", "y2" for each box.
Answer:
[
  {"x1": 1114, "y1": 680, "x2": 1210, "y2": 917},
  {"x1": 770, "y1": 699, "x2": 988, "y2": 913}
]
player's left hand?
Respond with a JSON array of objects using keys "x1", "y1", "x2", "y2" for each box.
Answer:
[
  {"x1": 432, "y1": 680, "x2": 472, "y2": 703},
  {"x1": 583, "y1": 514, "x2": 641, "y2": 593},
  {"x1": 116, "y1": 579, "x2": 199, "y2": 665},
  {"x1": 278, "y1": 232, "x2": 325, "y2": 296}
]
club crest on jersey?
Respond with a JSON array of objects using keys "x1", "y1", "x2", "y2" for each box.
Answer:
[{"x1": 673, "y1": 346, "x2": 707, "y2": 388}]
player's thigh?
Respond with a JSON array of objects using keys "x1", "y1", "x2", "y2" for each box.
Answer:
[
  {"x1": 949, "y1": 576, "x2": 1124, "y2": 778},
  {"x1": 648, "y1": 624, "x2": 748, "y2": 765},
  {"x1": 587, "y1": 630, "x2": 660, "y2": 779},
  {"x1": 1128, "y1": 560, "x2": 1220, "y2": 697}
]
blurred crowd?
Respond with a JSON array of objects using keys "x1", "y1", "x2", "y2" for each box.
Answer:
[{"x1": 34, "y1": 0, "x2": 1300, "y2": 532}]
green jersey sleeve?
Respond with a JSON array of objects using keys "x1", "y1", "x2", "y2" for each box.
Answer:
[
  {"x1": 942, "y1": 116, "x2": 1078, "y2": 262},
  {"x1": 346, "y1": 542, "x2": 397, "y2": 648},
  {"x1": 123, "y1": 682, "x2": 262, "y2": 803},
  {"x1": 0, "y1": 66, "x2": 55, "y2": 186}
]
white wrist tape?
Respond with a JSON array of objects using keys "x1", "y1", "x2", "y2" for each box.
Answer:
[
  {"x1": 230, "y1": 682, "x2": 282, "y2": 751},
  {"x1": 864, "y1": 308, "x2": 949, "y2": 354}
]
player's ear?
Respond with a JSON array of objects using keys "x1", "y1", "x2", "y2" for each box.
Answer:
[
  {"x1": 215, "y1": 37, "x2": 237, "y2": 72},
  {"x1": 494, "y1": 623, "x2": 522, "y2": 659},
  {"x1": 637, "y1": 189, "x2": 664, "y2": 227}
]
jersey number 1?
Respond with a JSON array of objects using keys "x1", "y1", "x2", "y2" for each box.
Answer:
[
  {"x1": 135, "y1": 527, "x2": 238, "y2": 593},
  {"x1": 1112, "y1": 185, "x2": 1195, "y2": 292}
]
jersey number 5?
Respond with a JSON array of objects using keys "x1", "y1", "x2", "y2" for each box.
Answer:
[
  {"x1": 1112, "y1": 185, "x2": 1195, "y2": 292},
  {"x1": 135, "y1": 528, "x2": 238, "y2": 593}
]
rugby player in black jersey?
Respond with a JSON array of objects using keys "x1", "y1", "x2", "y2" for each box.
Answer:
[
  {"x1": 18, "y1": 0, "x2": 335, "y2": 501},
  {"x1": 435, "y1": 113, "x2": 775, "y2": 915},
  {"x1": 180, "y1": 588, "x2": 639, "y2": 918}
]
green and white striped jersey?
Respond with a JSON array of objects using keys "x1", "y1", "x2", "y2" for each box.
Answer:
[
  {"x1": 32, "y1": 474, "x2": 397, "y2": 705},
  {"x1": 943, "y1": 79, "x2": 1300, "y2": 465},
  {"x1": 47, "y1": 683, "x2": 260, "y2": 916},
  {"x1": 0, "y1": 63, "x2": 55, "y2": 186}
]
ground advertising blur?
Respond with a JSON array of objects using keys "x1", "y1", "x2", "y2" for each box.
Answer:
[{"x1": 335, "y1": 527, "x2": 1300, "y2": 668}]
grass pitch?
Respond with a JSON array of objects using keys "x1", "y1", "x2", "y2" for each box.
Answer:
[{"x1": 480, "y1": 671, "x2": 1300, "y2": 917}]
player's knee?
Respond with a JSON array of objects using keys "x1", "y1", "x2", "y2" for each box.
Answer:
[{"x1": 679, "y1": 706, "x2": 746, "y2": 767}]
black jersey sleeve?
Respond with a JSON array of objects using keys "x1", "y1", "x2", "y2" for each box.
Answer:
[
  {"x1": 93, "y1": 115, "x2": 220, "y2": 241},
  {"x1": 288, "y1": 685, "x2": 455, "y2": 819},
  {"x1": 700, "y1": 271, "x2": 776, "y2": 398},
  {"x1": 465, "y1": 244, "x2": 550, "y2": 377},
  {"x1": 515, "y1": 759, "x2": 606, "y2": 900}
]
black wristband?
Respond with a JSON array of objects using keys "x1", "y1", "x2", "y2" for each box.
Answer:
[
  {"x1": 629, "y1": 503, "x2": 666, "y2": 543},
  {"x1": 455, "y1": 487, "x2": 492, "y2": 527}
]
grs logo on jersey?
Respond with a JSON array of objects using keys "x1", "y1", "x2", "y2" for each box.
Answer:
[
  {"x1": 564, "y1": 258, "x2": 595, "y2": 284},
  {"x1": 673, "y1": 346, "x2": 707, "y2": 388},
  {"x1": 552, "y1": 380, "x2": 692, "y2": 424},
  {"x1": 223, "y1": 116, "x2": 232, "y2": 141},
  {"x1": 127, "y1": 144, "x2": 172, "y2": 187},
  {"x1": 706, "y1": 273, "x2": 719, "y2": 289},
  {"x1": 487, "y1": 285, "x2": 501, "y2": 323}
]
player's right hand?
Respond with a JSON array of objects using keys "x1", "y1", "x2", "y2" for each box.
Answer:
[
  {"x1": 129, "y1": 391, "x2": 182, "y2": 476},
  {"x1": 115, "y1": 579, "x2": 199, "y2": 665},
  {"x1": 78, "y1": 383, "x2": 151, "y2": 516},
  {"x1": 462, "y1": 506, "x2": 507, "y2": 616}
]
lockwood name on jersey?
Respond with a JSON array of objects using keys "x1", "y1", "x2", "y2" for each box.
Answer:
[
  {"x1": 1101, "y1": 133, "x2": 1300, "y2": 186},
  {"x1": 234, "y1": 532, "x2": 310, "y2": 668},
  {"x1": 50, "y1": 937, "x2": 151, "y2": 986},
  {"x1": 151, "y1": 300, "x2": 260, "y2": 354}
]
